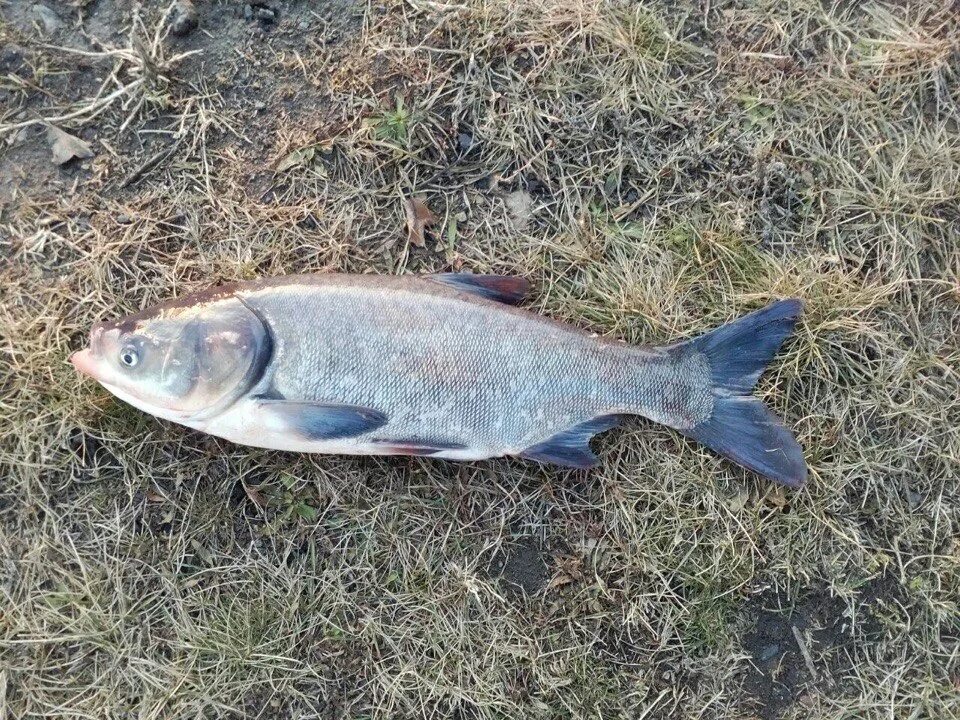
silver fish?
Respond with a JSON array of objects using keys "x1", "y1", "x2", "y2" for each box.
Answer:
[{"x1": 70, "y1": 273, "x2": 806, "y2": 486}]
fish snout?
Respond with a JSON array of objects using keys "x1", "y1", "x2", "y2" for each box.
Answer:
[
  {"x1": 71, "y1": 322, "x2": 111, "y2": 378},
  {"x1": 70, "y1": 349, "x2": 97, "y2": 378}
]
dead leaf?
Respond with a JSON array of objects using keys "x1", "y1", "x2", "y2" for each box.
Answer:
[
  {"x1": 548, "y1": 553, "x2": 584, "y2": 589},
  {"x1": 47, "y1": 124, "x2": 93, "y2": 165},
  {"x1": 764, "y1": 485, "x2": 789, "y2": 510},
  {"x1": 242, "y1": 482, "x2": 268, "y2": 509},
  {"x1": 727, "y1": 487, "x2": 750, "y2": 512},
  {"x1": 547, "y1": 573, "x2": 575, "y2": 590},
  {"x1": 405, "y1": 195, "x2": 436, "y2": 248},
  {"x1": 504, "y1": 189, "x2": 533, "y2": 232},
  {"x1": 189, "y1": 537, "x2": 213, "y2": 564},
  {"x1": 274, "y1": 145, "x2": 315, "y2": 173},
  {"x1": 146, "y1": 492, "x2": 165, "y2": 503}
]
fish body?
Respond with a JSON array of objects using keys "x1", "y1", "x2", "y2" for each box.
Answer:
[{"x1": 71, "y1": 273, "x2": 806, "y2": 486}]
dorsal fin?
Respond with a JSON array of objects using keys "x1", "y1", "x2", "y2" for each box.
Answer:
[
  {"x1": 520, "y1": 415, "x2": 622, "y2": 469},
  {"x1": 428, "y1": 273, "x2": 530, "y2": 305}
]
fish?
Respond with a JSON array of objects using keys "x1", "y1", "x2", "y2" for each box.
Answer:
[{"x1": 70, "y1": 273, "x2": 807, "y2": 487}]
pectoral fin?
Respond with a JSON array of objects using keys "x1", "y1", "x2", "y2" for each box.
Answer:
[
  {"x1": 428, "y1": 273, "x2": 530, "y2": 305},
  {"x1": 520, "y1": 415, "x2": 622, "y2": 469},
  {"x1": 255, "y1": 399, "x2": 387, "y2": 441}
]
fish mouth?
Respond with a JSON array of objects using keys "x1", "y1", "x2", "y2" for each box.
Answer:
[{"x1": 70, "y1": 349, "x2": 100, "y2": 379}]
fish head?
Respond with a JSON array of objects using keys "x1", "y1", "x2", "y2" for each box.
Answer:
[{"x1": 71, "y1": 293, "x2": 270, "y2": 421}]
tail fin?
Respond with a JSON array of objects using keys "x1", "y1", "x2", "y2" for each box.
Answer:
[{"x1": 676, "y1": 300, "x2": 806, "y2": 488}]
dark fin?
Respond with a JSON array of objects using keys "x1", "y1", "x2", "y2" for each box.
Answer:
[
  {"x1": 255, "y1": 399, "x2": 387, "y2": 441},
  {"x1": 681, "y1": 397, "x2": 807, "y2": 488},
  {"x1": 681, "y1": 299, "x2": 804, "y2": 394},
  {"x1": 370, "y1": 438, "x2": 467, "y2": 456},
  {"x1": 428, "y1": 273, "x2": 530, "y2": 305},
  {"x1": 520, "y1": 415, "x2": 621, "y2": 469},
  {"x1": 675, "y1": 299, "x2": 806, "y2": 487}
]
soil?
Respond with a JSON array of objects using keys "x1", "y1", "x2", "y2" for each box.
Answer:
[
  {"x1": 740, "y1": 574, "x2": 905, "y2": 720},
  {"x1": 490, "y1": 536, "x2": 550, "y2": 595},
  {"x1": 0, "y1": 0, "x2": 364, "y2": 210}
]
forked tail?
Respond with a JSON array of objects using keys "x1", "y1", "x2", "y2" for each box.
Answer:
[{"x1": 673, "y1": 300, "x2": 806, "y2": 487}]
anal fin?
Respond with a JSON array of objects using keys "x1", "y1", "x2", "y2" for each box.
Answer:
[{"x1": 520, "y1": 415, "x2": 621, "y2": 469}]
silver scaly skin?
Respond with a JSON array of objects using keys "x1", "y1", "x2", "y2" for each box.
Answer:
[{"x1": 239, "y1": 275, "x2": 711, "y2": 451}]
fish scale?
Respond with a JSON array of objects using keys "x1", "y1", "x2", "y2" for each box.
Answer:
[{"x1": 239, "y1": 280, "x2": 652, "y2": 453}]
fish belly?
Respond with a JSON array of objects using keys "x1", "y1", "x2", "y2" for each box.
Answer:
[{"x1": 194, "y1": 395, "x2": 491, "y2": 457}]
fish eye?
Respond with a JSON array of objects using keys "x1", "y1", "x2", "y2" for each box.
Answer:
[{"x1": 119, "y1": 346, "x2": 139, "y2": 368}]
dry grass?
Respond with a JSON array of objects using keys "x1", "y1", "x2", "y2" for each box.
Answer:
[{"x1": 1, "y1": 0, "x2": 958, "y2": 718}]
